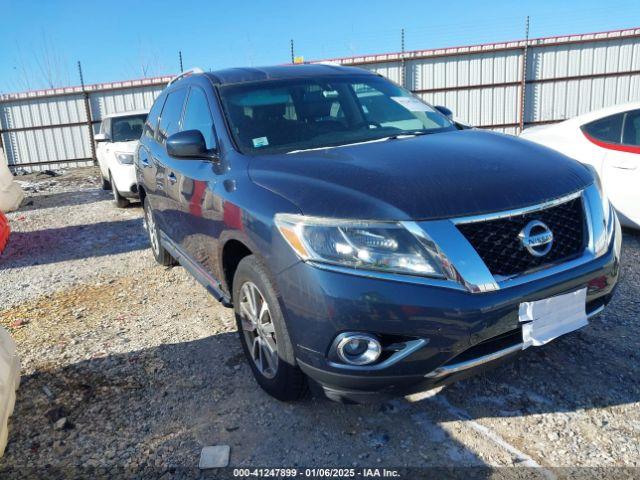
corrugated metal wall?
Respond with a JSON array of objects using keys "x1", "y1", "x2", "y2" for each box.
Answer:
[
  {"x1": 0, "y1": 77, "x2": 170, "y2": 171},
  {"x1": 409, "y1": 50, "x2": 522, "y2": 134},
  {"x1": 321, "y1": 27, "x2": 640, "y2": 136},
  {"x1": 2, "y1": 28, "x2": 640, "y2": 171},
  {"x1": 525, "y1": 35, "x2": 640, "y2": 124},
  {"x1": 0, "y1": 94, "x2": 90, "y2": 169}
]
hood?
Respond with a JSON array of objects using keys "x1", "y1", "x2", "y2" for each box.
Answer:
[
  {"x1": 110, "y1": 140, "x2": 139, "y2": 153},
  {"x1": 519, "y1": 124, "x2": 556, "y2": 137},
  {"x1": 249, "y1": 129, "x2": 593, "y2": 221}
]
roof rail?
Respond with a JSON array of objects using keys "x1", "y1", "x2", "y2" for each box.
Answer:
[{"x1": 167, "y1": 67, "x2": 205, "y2": 86}]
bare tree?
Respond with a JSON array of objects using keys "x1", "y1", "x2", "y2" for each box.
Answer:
[
  {"x1": 7, "y1": 32, "x2": 70, "y2": 92},
  {"x1": 125, "y1": 37, "x2": 166, "y2": 79},
  {"x1": 9, "y1": 43, "x2": 34, "y2": 92},
  {"x1": 33, "y1": 31, "x2": 70, "y2": 88}
]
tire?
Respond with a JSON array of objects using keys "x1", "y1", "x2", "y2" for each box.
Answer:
[
  {"x1": 110, "y1": 173, "x2": 130, "y2": 208},
  {"x1": 101, "y1": 175, "x2": 112, "y2": 191},
  {"x1": 233, "y1": 255, "x2": 307, "y2": 401},
  {"x1": 143, "y1": 197, "x2": 176, "y2": 267}
]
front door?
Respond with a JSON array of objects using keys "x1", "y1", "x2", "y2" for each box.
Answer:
[
  {"x1": 173, "y1": 85, "x2": 223, "y2": 276},
  {"x1": 154, "y1": 87, "x2": 188, "y2": 240}
]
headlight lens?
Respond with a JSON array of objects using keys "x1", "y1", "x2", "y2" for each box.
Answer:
[
  {"x1": 275, "y1": 213, "x2": 444, "y2": 277},
  {"x1": 585, "y1": 164, "x2": 609, "y2": 213},
  {"x1": 585, "y1": 164, "x2": 615, "y2": 254},
  {"x1": 115, "y1": 152, "x2": 134, "y2": 165}
]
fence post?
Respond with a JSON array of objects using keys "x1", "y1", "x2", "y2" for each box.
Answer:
[
  {"x1": 78, "y1": 61, "x2": 97, "y2": 165},
  {"x1": 0, "y1": 136, "x2": 6, "y2": 171},
  {"x1": 400, "y1": 28, "x2": 406, "y2": 88},
  {"x1": 0, "y1": 104, "x2": 5, "y2": 167},
  {"x1": 518, "y1": 16, "x2": 530, "y2": 134}
]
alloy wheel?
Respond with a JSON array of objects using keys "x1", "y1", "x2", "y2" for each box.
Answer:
[
  {"x1": 239, "y1": 281, "x2": 278, "y2": 379},
  {"x1": 145, "y1": 207, "x2": 160, "y2": 256}
]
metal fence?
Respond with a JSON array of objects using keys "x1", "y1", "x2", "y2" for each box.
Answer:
[
  {"x1": 0, "y1": 76, "x2": 171, "y2": 172},
  {"x1": 316, "y1": 27, "x2": 640, "y2": 135},
  {"x1": 1, "y1": 27, "x2": 640, "y2": 171}
]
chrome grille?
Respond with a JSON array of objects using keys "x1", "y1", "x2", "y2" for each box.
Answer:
[{"x1": 456, "y1": 197, "x2": 587, "y2": 277}]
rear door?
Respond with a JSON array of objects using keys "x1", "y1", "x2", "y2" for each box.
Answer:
[
  {"x1": 153, "y1": 87, "x2": 188, "y2": 239},
  {"x1": 172, "y1": 85, "x2": 221, "y2": 266},
  {"x1": 138, "y1": 93, "x2": 166, "y2": 210}
]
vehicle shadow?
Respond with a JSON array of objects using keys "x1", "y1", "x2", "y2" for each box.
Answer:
[
  {"x1": 3, "y1": 256, "x2": 639, "y2": 476},
  {"x1": 18, "y1": 190, "x2": 114, "y2": 211},
  {"x1": 1, "y1": 237, "x2": 637, "y2": 476},
  {"x1": 0, "y1": 218, "x2": 148, "y2": 270},
  {"x1": 1, "y1": 330, "x2": 502, "y2": 477}
]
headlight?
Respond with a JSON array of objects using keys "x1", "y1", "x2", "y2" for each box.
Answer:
[
  {"x1": 274, "y1": 213, "x2": 444, "y2": 277},
  {"x1": 584, "y1": 164, "x2": 615, "y2": 255},
  {"x1": 115, "y1": 152, "x2": 134, "y2": 165}
]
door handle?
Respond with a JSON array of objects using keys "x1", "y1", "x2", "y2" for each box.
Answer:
[
  {"x1": 167, "y1": 172, "x2": 177, "y2": 184},
  {"x1": 612, "y1": 163, "x2": 637, "y2": 170}
]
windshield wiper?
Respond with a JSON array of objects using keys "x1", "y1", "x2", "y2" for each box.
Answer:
[{"x1": 385, "y1": 130, "x2": 433, "y2": 140}]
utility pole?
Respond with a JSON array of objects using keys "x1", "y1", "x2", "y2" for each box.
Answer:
[
  {"x1": 78, "y1": 61, "x2": 96, "y2": 165},
  {"x1": 400, "y1": 28, "x2": 406, "y2": 88},
  {"x1": 290, "y1": 39, "x2": 295, "y2": 64},
  {"x1": 179, "y1": 51, "x2": 184, "y2": 73},
  {"x1": 518, "y1": 16, "x2": 530, "y2": 133}
]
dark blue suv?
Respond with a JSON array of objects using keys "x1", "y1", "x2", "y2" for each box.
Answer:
[{"x1": 136, "y1": 64, "x2": 620, "y2": 403}]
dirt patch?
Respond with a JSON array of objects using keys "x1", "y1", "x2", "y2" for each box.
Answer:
[{"x1": 1, "y1": 168, "x2": 639, "y2": 477}]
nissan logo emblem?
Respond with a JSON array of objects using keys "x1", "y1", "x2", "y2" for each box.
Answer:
[{"x1": 518, "y1": 220, "x2": 554, "y2": 257}]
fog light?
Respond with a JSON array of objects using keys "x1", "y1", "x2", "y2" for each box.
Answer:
[{"x1": 336, "y1": 333, "x2": 382, "y2": 366}]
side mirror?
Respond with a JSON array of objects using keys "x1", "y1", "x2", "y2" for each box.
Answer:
[
  {"x1": 95, "y1": 133, "x2": 110, "y2": 142},
  {"x1": 166, "y1": 130, "x2": 218, "y2": 160},
  {"x1": 434, "y1": 105, "x2": 454, "y2": 120}
]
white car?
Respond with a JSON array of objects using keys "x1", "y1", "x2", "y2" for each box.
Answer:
[
  {"x1": 520, "y1": 102, "x2": 640, "y2": 229},
  {"x1": 95, "y1": 110, "x2": 147, "y2": 207}
]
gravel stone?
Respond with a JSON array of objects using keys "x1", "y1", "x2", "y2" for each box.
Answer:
[{"x1": 0, "y1": 167, "x2": 639, "y2": 477}]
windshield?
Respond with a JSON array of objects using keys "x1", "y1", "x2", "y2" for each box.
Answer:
[
  {"x1": 218, "y1": 75, "x2": 456, "y2": 154},
  {"x1": 111, "y1": 114, "x2": 147, "y2": 142}
]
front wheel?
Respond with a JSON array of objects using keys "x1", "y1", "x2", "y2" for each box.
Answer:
[
  {"x1": 110, "y1": 173, "x2": 130, "y2": 208},
  {"x1": 101, "y1": 175, "x2": 112, "y2": 191},
  {"x1": 233, "y1": 255, "x2": 307, "y2": 401}
]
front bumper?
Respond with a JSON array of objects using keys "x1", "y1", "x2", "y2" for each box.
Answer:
[
  {"x1": 110, "y1": 164, "x2": 139, "y2": 198},
  {"x1": 277, "y1": 218, "x2": 621, "y2": 403}
]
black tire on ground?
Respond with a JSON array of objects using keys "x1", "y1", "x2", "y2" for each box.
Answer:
[
  {"x1": 110, "y1": 173, "x2": 130, "y2": 208},
  {"x1": 233, "y1": 255, "x2": 307, "y2": 401},
  {"x1": 143, "y1": 197, "x2": 176, "y2": 266},
  {"x1": 101, "y1": 175, "x2": 112, "y2": 191}
]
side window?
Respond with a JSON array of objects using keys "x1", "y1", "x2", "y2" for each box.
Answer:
[
  {"x1": 182, "y1": 87, "x2": 217, "y2": 149},
  {"x1": 144, "y1": 95, "x2": 165, "y2": 139},
  {"x1": 581, "y1": 113, "x2": 624, "y2": 144},
  {"x1": 99, "y1": 118, "x2": 108, "y2": 135},
  {"x1": 157, "y1": 89, "x2": 188, "y2": 144},
  {"x1": 622, "y1": 110, "x2": 640, "y2": 146}
]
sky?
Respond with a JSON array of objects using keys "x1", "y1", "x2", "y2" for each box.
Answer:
[{"x1": 1, "y1": 0, "x2": 640, "y2": 94}]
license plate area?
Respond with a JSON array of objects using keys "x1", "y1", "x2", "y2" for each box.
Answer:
[{"x1": 518, "y1": 288, "x2": 588, "y2": 348}]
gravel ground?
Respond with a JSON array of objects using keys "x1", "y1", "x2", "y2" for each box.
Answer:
[{"x1": 0, "y1": 167, "x2": 639, "y2": 479}]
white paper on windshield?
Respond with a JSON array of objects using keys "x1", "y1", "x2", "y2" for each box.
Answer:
[
  {"x1": 252, "y1": 137, "x2": 269, "y2": 148},
  {"x1": 390, "y1": 96, "x2": 431, "y2": 112},
  {"x1": 518, "y1": 288, "x2": 588, "y2": 348}
]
